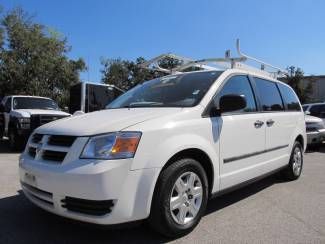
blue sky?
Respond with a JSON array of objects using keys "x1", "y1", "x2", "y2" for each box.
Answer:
[{"x1": 2, "y1": 0, "x2": 325, "y2": 82}]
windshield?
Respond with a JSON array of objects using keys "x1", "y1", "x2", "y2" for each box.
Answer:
[
  {"x1": 107, "y1": 71, "x2": 222, "y2": 109},
  {"x1": 13, "y1": 97, "x2": 59, "y2": 110},
  {"x1": 302, "y1": 105, "x2": 308, "y2": 111}
]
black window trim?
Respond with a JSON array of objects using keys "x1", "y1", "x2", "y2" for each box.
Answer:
[{"x1": 202, "y1": 73, "x2": 303, "y2": 117}]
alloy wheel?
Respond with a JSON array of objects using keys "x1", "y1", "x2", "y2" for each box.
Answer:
[{"x1": 169, "y1": 172, "x2": 203, "y2": 225}]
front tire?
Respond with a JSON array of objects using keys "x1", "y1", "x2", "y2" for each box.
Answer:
[
  {"x1": 8, "y1": 127, "x2": 24, "y2": 151},
  {"x1": 283, "y1": 141, "x2": 303, "y2": 180},
  {"x1": 149, "y1": 158, "x2": 208, "y2": 237}
]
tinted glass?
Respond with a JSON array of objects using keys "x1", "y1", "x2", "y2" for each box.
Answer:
[
  {"x1": 13, "y1": 97, "x2": 59, "y2": 110},
  {"x1": 69, "y1": 83, "x2": 82, "y2": 114},
  {"x1": 310, "y1": 104, "x2": 325, "y2": 118},
  {"x1": 302, "y1": 105, "x2": 308, "y2": 111},
  {"x1": 278, "y1": 83, "x2": 301, "y2": 111},
  {"x1": 86, "y1": 84, "x2": 122, "y2": 112},
  {"x1": 216, "y1": 75, "x2": 257, "y2": 112},
  {"x1": 255, "y1": 78, "x2": 284, "y2": 111},
  {"x1": 108, "y1": 71, "x2": 222, "y2": 108},
  {"x1": 4, "y1": 98, "x2": 11, "y2": 112}
]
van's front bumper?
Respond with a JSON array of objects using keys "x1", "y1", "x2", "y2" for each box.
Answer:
[{"x1": 19, "y1": 156, "x2": 160, "y2": 225}]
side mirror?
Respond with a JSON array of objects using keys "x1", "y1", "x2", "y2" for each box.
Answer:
[
  {"x1": 219, "y1": 94, "x2": 247, "y2": 113},
  {"x1": 304, "y1": 111, "x2": 311, "y2": 115}
]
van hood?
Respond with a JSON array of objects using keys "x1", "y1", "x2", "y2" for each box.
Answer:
[
  {"x1": 11, "y1": 109, "x2": 70, "y2": 118},
  {"x1": 36, "y1": 108, "x2": 182, "y2": 136}
]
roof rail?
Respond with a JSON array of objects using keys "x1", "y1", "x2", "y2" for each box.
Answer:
[{"x1": 139, "y1": 39, "x2": 288, "y2": 78}]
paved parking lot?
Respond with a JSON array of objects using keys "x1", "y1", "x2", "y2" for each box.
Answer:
[{"x1": 0, "y1": 138, "x2": 325, "y2": 243}]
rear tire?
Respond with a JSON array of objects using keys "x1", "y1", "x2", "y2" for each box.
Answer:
[
  {"x1": 149, "y1": 158, "x2": 208, "y2": 237},
  {"x1": 282, "y1": 141, "x2": 303, "y2": 180}
]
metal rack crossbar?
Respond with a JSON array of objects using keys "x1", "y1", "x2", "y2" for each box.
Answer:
[{"x1": 139, "y1": 39, "x2": 288, "y2": 78}]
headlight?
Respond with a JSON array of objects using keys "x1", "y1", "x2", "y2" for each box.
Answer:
[
  {"x1": 80, "y1": 132, "x2": 141, "y2": 160},
  {"x1": 18, "y1": 118, "x2": 30, "y2": 129},
  {"x1": 18, "y1": 118, "x2": 30, "y2": 123}
]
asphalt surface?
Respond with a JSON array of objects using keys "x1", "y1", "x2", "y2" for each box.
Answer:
[{"x1": 0, "y1": 138, "x2": 325, "y2": 244}]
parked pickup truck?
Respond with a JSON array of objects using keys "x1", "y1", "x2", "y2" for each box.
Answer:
[{"x1": 0, "y1": 95, "x2": 70, "y2": 150}]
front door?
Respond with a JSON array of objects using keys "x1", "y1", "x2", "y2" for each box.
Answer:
[{"x1": 213, "y1": 75, "x2": 266, "y2": 190}]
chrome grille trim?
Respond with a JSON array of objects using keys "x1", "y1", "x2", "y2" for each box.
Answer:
[{"x1": 27, "y1": 134, "x2": 77, "y2": 164}]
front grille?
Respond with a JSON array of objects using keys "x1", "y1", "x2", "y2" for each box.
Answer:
[
  {"x1": 32, "y1": 133, "x2": 43, "y2": 143},
  {"x1": 61, "y1": 197, "x2": 114, "y2": 216},
  {"x1": 42, "y1": 150, "x2": 67, "y2": 162},
  {"x1": 306, "y1": 127, "x2": 317, "y2": 132},
  {"x1": 27, "y1": 133, "x2": 75, "y2": 164},
  {"x1": 48, "y1": 135, "x2": 76, "y2": 147},
  {"x1": 40, "y1": 115, "x2": 66, "y2": 124},
  {"x1": 28, "y1": 147, "x2": 36, "y2": 158},
  {"x1": 30, "y1": 114, "x2": 68, "y2": 131}
]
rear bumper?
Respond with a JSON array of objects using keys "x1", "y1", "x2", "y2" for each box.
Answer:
[{"x1": 19, "y1": 156, "x2": 160, "y2": 225}]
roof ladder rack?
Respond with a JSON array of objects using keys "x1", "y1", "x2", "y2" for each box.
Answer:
[{"x1": 139, "y1": 39, "x2": 288, "y2": 78}]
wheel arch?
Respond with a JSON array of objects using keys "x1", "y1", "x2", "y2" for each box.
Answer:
[
  {"x1": 295, "y1": 134, "x2": 304, "y2": 149},
  {"x1": 160, "y1": 148, "x2": 215, "y2": 197}
]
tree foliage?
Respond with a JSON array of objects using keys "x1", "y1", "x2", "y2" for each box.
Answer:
[
  {"x1": 0, "y1": 7, "x2": 86, "y2": 107},
  {"x1": 283, "y1": 66, "x2": 314, "y2": 103},
  {"x1": 100, "y1": 56, "x2": 184, "y2": 91}
]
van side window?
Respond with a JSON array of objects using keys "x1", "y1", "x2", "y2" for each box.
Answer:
[
  {"x1": 277, "y1": 83, "x2": 301, "y2": 111},
  {"x1": 215, "y1": 75, "x2": 257, "y2": 113},
  {"x1": 254, "y1": 78, "x2": 284, "y2": 111}
]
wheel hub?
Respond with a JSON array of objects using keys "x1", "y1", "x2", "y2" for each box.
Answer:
[
  {"x1": 169, "y1": 172, "x2": 203, "y2": 225},
  {"x1": 292, "y1": 147, "x2": 302, "y2": 176}
]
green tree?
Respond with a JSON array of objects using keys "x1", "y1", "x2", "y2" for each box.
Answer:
[
  {"x1": 0, "y1": 7, "x2": 86, "y2": 107},
  {"x1": 100, "y1": 56, "x2": 184, "y2": 91},
  {"x1": 283, "y1": 66, "x2": 314, "y2": 103}
]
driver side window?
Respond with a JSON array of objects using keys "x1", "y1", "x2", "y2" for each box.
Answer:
[
  {"x1": 4, "y1": 98, "x2": 11, "y2": 112},
  {"x1": 214, "y1": 75, "x2": 257, "y2": 113}
]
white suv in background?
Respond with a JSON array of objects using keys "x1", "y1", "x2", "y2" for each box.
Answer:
[{"x1": 19, "y1": 69, "x2": 306, "y2": 237}]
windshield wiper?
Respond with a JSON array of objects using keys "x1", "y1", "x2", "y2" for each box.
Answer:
[{"x1": 120, "y1": 102, "x2": 164, "y2": 108}]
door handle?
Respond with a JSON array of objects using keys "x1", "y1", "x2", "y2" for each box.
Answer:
[
  {"x1": 266, "y1": 119, "x2": 275, "y2": 126},
  {"x1": 254, "y1": 120, "x2": 264, "y2": 128}
]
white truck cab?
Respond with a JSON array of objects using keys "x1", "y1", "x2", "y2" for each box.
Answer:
[
  {"x1": 0, "y1": 95, "x2": 70, "y2": 150},
  {"x1": 19, "y1": 42, "x2": 306, "y2": 237}
]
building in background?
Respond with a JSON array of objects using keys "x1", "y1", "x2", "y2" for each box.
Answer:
[{"x1": 302, "y1": 76, "x2": 325, "y2": 103}]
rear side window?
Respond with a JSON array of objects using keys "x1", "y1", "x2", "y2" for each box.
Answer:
[
  {"x1": 277, "y1": 83, "x2": 301, "y2": 111},
  {"x1": 254, "y1": 78, "x2": 284, "y2": 111},
  {"x1": 216, "y1": 75, "x2": 257, "y2": 113},
  {"x1": 310, "y1": 105, "x2": 325, "y2": 118}
]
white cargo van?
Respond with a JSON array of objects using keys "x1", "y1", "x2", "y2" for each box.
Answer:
[{"x1": 19, "y1": 41, "x2": 306, "y2": 237}]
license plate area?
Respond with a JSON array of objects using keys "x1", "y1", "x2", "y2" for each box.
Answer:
[{"x1": 24, "y1": 172, "x2": 37, "y2": 187}]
